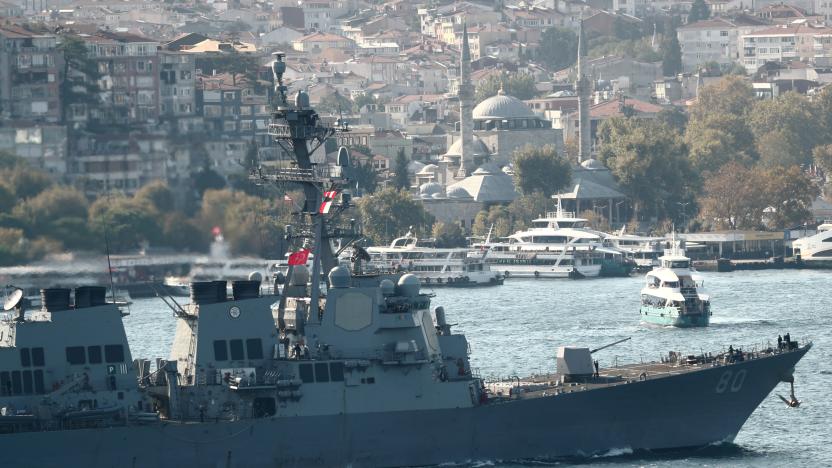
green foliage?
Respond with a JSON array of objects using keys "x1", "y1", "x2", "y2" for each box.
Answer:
[
  {"x1": 814, "y1": 144, "x2": 832, "y2": 174},
  {"x1": 353, "y1": 93, "x2": 381, "y2": 111},
  {"x1": 162, "y1": 213, "x2": 211, "y2": 252},
  {"x1": 0, "y1": 184, "x2": 13, "y2": 213},
  {"x1": 597, "y1": 118, "x2": 695, "y2": 221},
  {"x1": 58, "y1": 35, "x2": 101, "y2": 124},
  {"x1": 5, "y1": 166, "x2": 54, "y2": 200},
  {"x1": 317, "y1": 92, "x2": 354, "y2": 115},
  {"x1": 357, "y1": 187, "x2": 434, "y2": 246},
  {"x1": 691, "y1": 75, "x2": 755, "y2": 120},
  {"x1": 195, "y1": 53, "x2": 260, "y2": 87},
  {"x1": 194, "y1": 168, "x2": 227, "y2": 197},
  {"x1": 474, "y1": 72, "x2": 537, "y2": 103},
  {"x1": 432, "y1": 221, "x2": 467, "y2": 248},
  {"x1": 135, "y1": 181, "x2": 175, "y2": 213},
  {"x1": 750, "y1": 92, "x2": 822, "y2": 167},
  {"x1": 662, "y1": 30, "x2": 682, "y2": 76},
  {"x1": 538, "y1": 27, "x2": 578, "y2": 71},
  {"x1": 656, "y1": 107, "x2": 688, "y2": 133},
  {"x1": 198, "y1": 189, "x2": 289, "y2": 257},
  {"x1": 688, "y1": 0, "x2": 711, "y2": 23},
  {"x1": 471, "y1": 193, "x2": 552, "y2": 238},
  {"x1": 511, "y1": 144, "x2": 572, "y2": 197},
  {"x1": 12, "y1": 185, "x2": 88, "y2": 236},
  {"x1": 392, "y1": 148, "x2": 410, "y2": 190},
  {"x1": 588, "y1": 37, "x2": 661, "y2": 63},
  {"x1": 350, "y1": 160, "x2": 379, "y2": 195}
]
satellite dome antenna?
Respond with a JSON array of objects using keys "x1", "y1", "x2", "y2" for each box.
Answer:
[{"x1": 3, "y1": 288, "x2": 26, "y2": 322}]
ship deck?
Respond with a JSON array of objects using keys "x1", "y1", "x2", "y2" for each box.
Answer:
[{"x1": 484, "y1": 343, "x2": 808, "y2": 400}]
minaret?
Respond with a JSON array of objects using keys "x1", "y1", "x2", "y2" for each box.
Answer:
[
  {"x1": 457, "y1": 22, "x2": 474, "y2": 179},
  {"x1": 576, "y1": 17, "x2": 591, "y2": 163}
]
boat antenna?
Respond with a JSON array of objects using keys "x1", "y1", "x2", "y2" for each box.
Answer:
[{"x1": 103, "y1": 191, "x2": 117, "y2": 305}]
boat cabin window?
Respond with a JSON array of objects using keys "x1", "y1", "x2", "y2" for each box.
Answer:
[
  {"x1": 88, "y1": 346, "x2": 103, "y2": 364},
  {"x1": 213, "y1": 340, "x2": 228, "y2": 361},
  {"x1": 11, "y1": 371, "x2": 22, "y2": 395},
  {"x1": 22, "y1": 370, "x2": 33, "y2": 395},
  {"x1": 0, "y1": 372, "x2": 10, "y2": 396},
  {"x1": 229, "y1": 339, "x2": 245, "y2": 360},
  {"x1": 557, "y1": 220, "x2": 586, "y2": 228},
  {"x1": 663, "y1": 260, "x2": 689, "y2": 268},
  {"x1": 33, "y1": 370, "x2": 44, "y2": 394},
  {"x1": 246, "y1": 338, "x2": 264, "y2": 360},
  {"x1": 314, "y1": 362, "x2": 330, "y2": 382},
  {"x1": 66, "y1": 346, "x2": 86, "y2": 365},
  {"x1": 663, "y1": 281, "x2": 679, "y2": 288},
  {"x1": 531, "y1": 236, "x2": 568, "y2": 244},
  {"x1": 105, "y1": 345, "x2": 125, "y2": 363},
  {"x1": 532, "y1": 221, "x2": 549, "y2": 228},
  {"x1": 392, "y1": 238, "x2": 416, "y2": 248}
]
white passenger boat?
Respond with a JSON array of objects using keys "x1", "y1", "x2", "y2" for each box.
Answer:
[
  {"x1": 792, "y1": 220, "x2": 832, "y2": 265},
  {"x1": 472, "y1": 206, "x2": 632, "y2": 279},
  {"x1": 640, "y1": 239, "x2": 711, "y2": 327},
  {"x1": 365, "y1": 231, "x2": 503, "y2": 287},
  {"x1": 606, "y1": 228, "x2": 665, "y2": 271}
]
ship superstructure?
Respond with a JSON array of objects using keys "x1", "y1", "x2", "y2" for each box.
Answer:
[{"x1": 640, "y1": 239, "x2": 711, "y2": 327}]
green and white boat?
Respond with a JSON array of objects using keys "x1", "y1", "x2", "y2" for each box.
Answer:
[{"x1": 639, "y1": 242, "x2": 711, "y2": 327}]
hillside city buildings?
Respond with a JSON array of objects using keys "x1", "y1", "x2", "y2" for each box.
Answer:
[{"x1": 0, "y1": 0, "x2": 830, "y2": 219}]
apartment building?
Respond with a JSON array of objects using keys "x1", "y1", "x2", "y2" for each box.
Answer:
[
  {"x1": 0, "y1": 24, "x2": 61, "y2": 122},
  {"x1": 740, "y1": 23, "x2": 832, "y2": 72}
]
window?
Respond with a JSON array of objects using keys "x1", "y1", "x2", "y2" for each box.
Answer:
[
  {"x1": 66, "y1": 346, "x2": 86, "y2": 365},
  {"x1": 11, "y1": 371, "x2": 22, "y2": 394},
  {"x1": 105, "y1": 345, "x2": 125, "y2": 363},
  {"x1": 214, "y1": 340, "x2": 228, "y2": 361},
  {"x1": 329, "y1": 362, "x2": 345, "y2": 382},
  {"x1": 33, "y1": 370, "x2": 45, "y2": 394},
  {"x1": 314, "y1": 363, "x2": 329, "y2": 382},
  {"x1": 88, "y1": 345, "x2": 103, "y2": 364},
  {"x1": 20, "y1": 348, "x2": 31, "y2": 367},
  {"x1": 246, "y1": 339, "x2": 263, "y2": 360},
  {"x1": 0, "y1": 372, "x2": 10, "y2": 396},
  {"x1": 22, "y1": 370, "x2": 33, "y2": 395},
  {"x1": 229, "y1": 339, "x2": 244, "y2": 360},
  {"x1": 298, "y1": 363, "x2": 314, "y2": 383}
]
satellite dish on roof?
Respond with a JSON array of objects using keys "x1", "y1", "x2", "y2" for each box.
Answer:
[{"x1": 3, "y1": 288, "x2": 24, "y2": 311}]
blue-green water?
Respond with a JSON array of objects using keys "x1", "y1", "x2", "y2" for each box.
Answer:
[{"x1": 124, "y1": 269, "x2": 831, "y2": 467}]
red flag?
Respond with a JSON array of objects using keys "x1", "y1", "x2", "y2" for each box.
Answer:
[
  {"x1": 287, "y1": 249, "x2": 310, "y2": 266},
  {"x1": 319, "y1": 190, "x2": 338, "y2": 214}
]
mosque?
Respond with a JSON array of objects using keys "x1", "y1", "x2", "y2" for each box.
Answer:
[{"x1": 416, "y1": 20, "x2": 627, "y2": 228}]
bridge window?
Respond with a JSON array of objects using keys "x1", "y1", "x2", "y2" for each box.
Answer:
[
  {"x1": 20, "y1": 348, "x2": 30, "y2": 367},
  {"x1": 213, "y1": 340, "x2": 228, "y2": 361},
  {"x1": 105, "y1": 345, "x2": 125, "y2": 363},
  {"x1": 66, "y1": 346, "x2": 86, "y2": 365},
  {"x1": 229, "y1": 339, "x2": 245, "y2": 360},
  {"x1": 298, "y1": 363, "x2": 314, "y2": 383},
  {"x1": 0, "y1": 372, "x2": 10, "y2": 396},
  {"x1": 246, "y1": 338, "x2": 263, "y2": 360},
  {"x1": 11, "y1": 371, "x2": 22, "y2": 394},
  {"x1": 22, "y1": 370, "x2": 33, "y2": 395},
  {"x1": 314, "y1": 362, "x2": 329, "y2": 383},
  {"x1": 31, "y1": 347, "x2": 44, "y2": 367},
  {"x1": 329, "y1": 362, "x2": 345, "y2": 382},
  {"x1": 88, "y1": 346, "x2": 103, "y2": 364},
  {"x1": 33, "y1": 370, "x2": 45, "y2": 394}
]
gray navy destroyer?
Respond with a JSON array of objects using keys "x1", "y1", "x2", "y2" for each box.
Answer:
[{"x1": 0, "y1": 53, "x2": 812, "y2": 467}]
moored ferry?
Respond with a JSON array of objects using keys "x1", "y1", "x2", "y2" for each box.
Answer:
[{"x1": 365, "y1": 231, "x2": 503, "y2": 287}]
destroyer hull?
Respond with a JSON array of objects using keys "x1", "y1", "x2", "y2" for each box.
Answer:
[{"x1": 1, "y1": 346, "x2": 807, "y2": 468}]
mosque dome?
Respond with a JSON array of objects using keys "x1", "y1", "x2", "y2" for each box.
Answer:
[
  {"x1": 417, "y1": 163, "x2": 439, "y2": 175},
  {"x1": 419, "y1": 182, "x2": 442, "y2": 196},
  {"x1": 446, "y1": 186, "x2": 472, "y2": 199},
  {"x1": 444, "y1": 135, "x2": 491, "y2": 158},
  {"x1": 473, "y1": 90, "x2": 536, "y2": 120},
  {"x1": 580, "y1": 158, "x2": 606, "y2": 170},
  {"x1": 408, "y1": 160, "x2": 426, "y2": 174}
]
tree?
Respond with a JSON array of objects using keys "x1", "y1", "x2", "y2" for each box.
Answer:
[
  {"x1": 88, "y1": 196, "x2": 161, "y2": 252},
  {"x1": 350, "y1": 160, "x2": 379, "y2": 195},
  {"x1": 688, "y1": 0, "x2": 710, "y2": 23},
  {"x1": 12, "y1": 186, "x2": 88, "y2": 236},
  {"x1": 475, "y1": 72, "x2": 537, "y2": 103},
  {"x1": 597, "y1": 118, "x2": 695, "y2": 221},
  {"x1": 135, "y1": 181, "x2": 175, "y2": 213},
  {"x1": 5, "y1": 166, "x2": 53, "y2": 200},
  {"x1": 57, "y1": 35, "x2": 101, "y2": 125},
  {"x1": 814, "y1": 144, "x2": 832, "y2": 174},
  {"x1": 761, "y1": 165, "x2": 819, "y2": 229},
  {"x1": 392, "y1": 148, "x2": 410, "y2": 190},
  {"x1": 690, "y1": 75, "x2": 755, "y2": 120},
  {"x1": 685, "y1": 114, "x2": 756, "y2": 173},
  {"x1": 511, "y1": 144, "x2": 572, "y2": 197},
  {"x1": 357, "y1": 187, "x2": 434, "y2": 245},
  {"x1": 750, "y1": 92, "x2": 822, "y2": 167},
  {"x1": 661, "y1": 28, "x2": 682, "y2": 76},
  {"x1": 699, "y1": 162, "x2": 767, "y2": 230},
  {"x1": 162, "y1": 212, "x2": 211, "y2": 252},
  {"x1": 194, "y1": 167, "x2": 227, "y2": 197},
  {"x1": 538, "y1": 27, "x2": 578, "y2": 71},
  {"x1": 656, "y1": 107, "x2": 688, "y2": 133},
  {"x1": 317, "y1": 92, "x2": 354, "y2": 115},
  {"x1": 198, "y1": 189, "x2": 289, "y2": 257},
  {"x1": 432, "y1": 221, "x2": 467, "y2": 248},
  {"x1": 0, "y1": 184, "x2": 13, "y2": 213}
]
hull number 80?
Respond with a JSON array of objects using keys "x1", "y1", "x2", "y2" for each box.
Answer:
[{"x1": 715, "y1": 369, "x2": 747, "y2": 394}]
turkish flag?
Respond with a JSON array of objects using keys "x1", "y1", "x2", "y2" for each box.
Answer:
[
  {"x1": 319, "y1": 190, "x2": 338, "y2": 214},
  {"x1": 287, "y1": 249, "x2": 310, "y2": 266}
]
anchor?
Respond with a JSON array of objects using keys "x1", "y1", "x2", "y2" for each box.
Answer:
[{"x1": 777, "y1": 374, "x2": 801, "y2": 408}]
